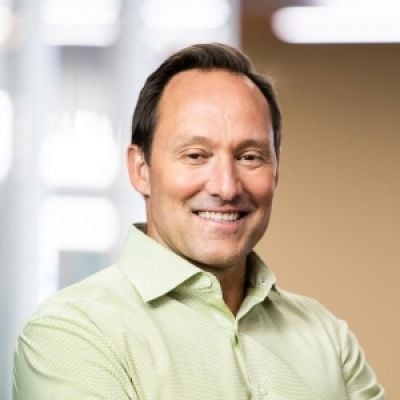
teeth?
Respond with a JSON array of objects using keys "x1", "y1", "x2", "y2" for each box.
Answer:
[{"x1": 197, "y1": 211, "x2": 240, "y2": 222}]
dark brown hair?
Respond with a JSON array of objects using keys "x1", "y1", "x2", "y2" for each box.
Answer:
[{"x1": 131, "y1": 43, "x2": 281, "y2": 163}]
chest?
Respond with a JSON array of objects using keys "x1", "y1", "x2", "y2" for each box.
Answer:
[{"x1": 117, "y1": 301, "x2": 347, "y2": 400}]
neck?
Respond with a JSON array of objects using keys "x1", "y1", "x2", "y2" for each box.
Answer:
[{"x1": 201, "y1": 262, "x2": 247, "y2": 316}]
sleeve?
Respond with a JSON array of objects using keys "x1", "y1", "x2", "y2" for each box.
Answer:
[
  {"x1": 13, "y1": 308, "x2": 138, "y2": 400},
  {"x1": 337, "y1": 319, "x2": 385, "y2": 400}
]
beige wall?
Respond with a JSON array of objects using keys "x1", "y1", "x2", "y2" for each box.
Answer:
[{"x1": 243, "y1": 12, "x2": 400, "y2": 399}]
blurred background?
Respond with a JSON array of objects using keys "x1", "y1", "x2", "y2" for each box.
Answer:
[{"x1": 1, "y1": 0, "x2": 398, "y2": 398}]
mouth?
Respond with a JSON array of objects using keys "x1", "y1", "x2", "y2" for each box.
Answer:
[{"x1": 193, "y1": 211, "x2": 248, "y2": 222}]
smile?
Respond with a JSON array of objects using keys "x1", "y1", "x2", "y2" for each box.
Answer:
[{"x1": 195, "y1": 211, "x2": 243, "y2": 222}]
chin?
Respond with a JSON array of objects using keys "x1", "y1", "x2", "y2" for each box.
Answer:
[{"x1": 192, "y1": 250, "x2": 247, "y2": 269}]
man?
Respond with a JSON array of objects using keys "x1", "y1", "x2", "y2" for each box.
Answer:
[{"x1": 14, "y1": 43, "x2": 384, "y2": 399}]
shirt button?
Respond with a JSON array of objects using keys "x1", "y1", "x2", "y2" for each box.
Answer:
[
  {"x1": 198, "y1": 276, "x2": 213, "y2": 289},
  {"x1": 258, "y1": 277, "x2": 267, "y2": 285}
]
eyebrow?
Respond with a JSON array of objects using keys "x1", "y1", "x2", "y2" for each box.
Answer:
[
  {"x1": 171, "y1": 135, "x2": 272, "y2": 150},
  {"x1": 171, "y1": 135, "x2": 213, "y2": 148},
  {"x1": 236, "y1": 138, "x2": 272, "y2": 151}
]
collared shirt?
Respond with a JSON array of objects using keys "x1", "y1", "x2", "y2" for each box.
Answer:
[{"x1": 14, "y1": 224, "x2": 384, "y2": 400}]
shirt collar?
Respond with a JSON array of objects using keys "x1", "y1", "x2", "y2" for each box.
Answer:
[
  {"x1": 117, "y1": 223, "x2": 278, "y2": 303},
  {"x1": 247, "y1": 252, "x2": 278, "y2": 292},
  {"x1": 117, "y1": 224, "x2": 202, "y2": 302}
]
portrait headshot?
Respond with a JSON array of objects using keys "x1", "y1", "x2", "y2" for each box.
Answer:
[
  {"x1": 13, "y1": 42, "x2": 385, "y2": 399},
  {"x1": 2, "y1": 2, "x2": 398, "y2": 400}
]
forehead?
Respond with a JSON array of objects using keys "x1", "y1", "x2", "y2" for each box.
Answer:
[
  {"x1": 159, "y1": 68, "x2": 266, "y2": 108},
  {"x1": 154, "y1": 69, "x2": 271, "y2": 139}
]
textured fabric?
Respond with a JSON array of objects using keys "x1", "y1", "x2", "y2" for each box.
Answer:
[{"x1": 14, "y1": 224, "x2": 384, "y2": 400}]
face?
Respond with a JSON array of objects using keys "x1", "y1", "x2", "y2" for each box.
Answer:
[{"x1": 128, "y1": 69, "x2": 278, "y2": 273}]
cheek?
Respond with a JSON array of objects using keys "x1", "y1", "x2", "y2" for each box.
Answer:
[
  {"x1": 243, "y1": 173, "x2": 276, "y2": 205},
  {"x1": 152, "y1": 167, "x2": 206, "y2": 200}
]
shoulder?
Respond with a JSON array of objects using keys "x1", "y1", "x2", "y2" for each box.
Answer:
[
  {"x1": 18, "y1": 263, "x2": 147, "y2": 354},
  {"x1": 30, "y1": 264, "x2": 142, "y2": 322},
  {"x1": 15, "y1": 264, "x2": 143, "y2": 378},
  {"x1": 271, "y1": 287, "x2": 336, "y2": 317},
  {"x1": 14, "y1": 265, "x2": 140, "y2": 399},
  {"x1": 268, "y1": 287, "x2": 350, "y2": 347}
]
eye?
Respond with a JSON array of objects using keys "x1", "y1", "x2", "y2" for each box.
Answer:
[
  {"x1": 181, "y1": 149, "x2": 209, "y2": 165},
  {"x1": 237, "y1": 151, "x2": 265, "y2": 167},
  {"x1": 241, "y1": 154, "x2": 259, "y2": 161},
  {"x1": 187, "y1": 152, "x2": 205, "y2": 160}
]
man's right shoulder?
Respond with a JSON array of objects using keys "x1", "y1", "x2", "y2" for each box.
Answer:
[
  {"x1": 27, "y1": 264, "x2": 144, "y2": 326},
  {"x1": 14, "y1": 264, "x2": 144, "y2": 400}
]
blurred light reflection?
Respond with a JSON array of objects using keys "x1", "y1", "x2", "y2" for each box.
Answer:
[
  {"x1": 38, "y1": 110, "x2": 119, "y2": 189},
  {"x1": 0, "y1": 5, "x2": 12, "y2": 44},
  {"x1": 40, "y1": 0, "x2": 121, "y2": 46},
  {"x1": 141, "y1": 0, "x2": 231, "y2": 30},
  {"x1": 272, "y1": 3, "x2": 400, "y2": 44}
]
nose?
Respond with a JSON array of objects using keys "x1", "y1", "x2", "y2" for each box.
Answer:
[{"x1": 205, "y1": 156, "x2": 243, "y2": 201}]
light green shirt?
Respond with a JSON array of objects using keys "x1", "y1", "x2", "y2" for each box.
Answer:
[{"x1": 14, "y1": 224, "x2": 384, "y2": 400}]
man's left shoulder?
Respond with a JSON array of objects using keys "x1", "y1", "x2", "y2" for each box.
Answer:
[{"x1": 268, "y1": 287, "x2": 348, "y2": 337}]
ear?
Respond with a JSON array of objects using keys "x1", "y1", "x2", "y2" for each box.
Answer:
[{"x1": 126, "y1": 144, "x2": 151, "y2": 197}]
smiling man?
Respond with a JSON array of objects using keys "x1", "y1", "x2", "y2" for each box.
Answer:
[
  {"x1": 14, "y1": 44, "x2": 384, "y2": 400},
  {"x1": 128, "y1": 67, "x2": 278, "y2": 315}
]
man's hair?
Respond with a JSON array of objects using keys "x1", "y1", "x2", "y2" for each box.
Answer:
[{"x1": 131, "y1": 43, "x2": 281, "y2": 163}]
